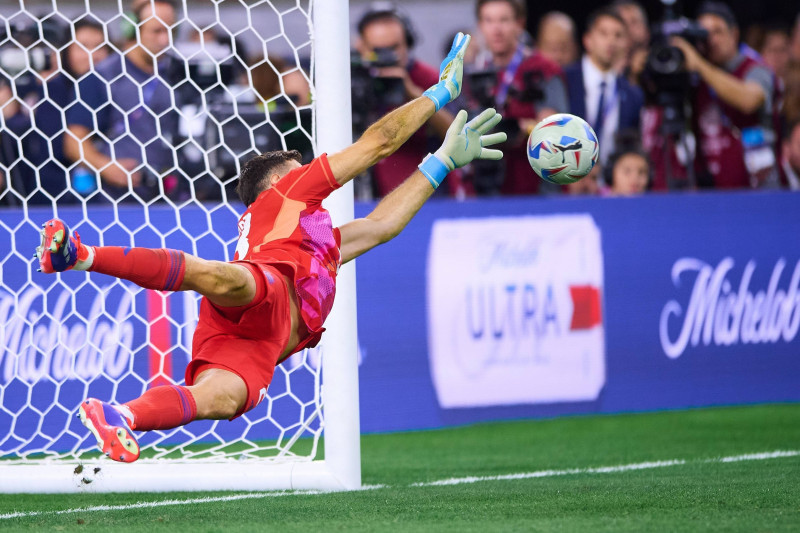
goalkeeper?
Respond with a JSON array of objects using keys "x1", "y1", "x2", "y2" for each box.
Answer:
[{"x1": 35, "y1": 33, "x2": 507, "y2": 463}]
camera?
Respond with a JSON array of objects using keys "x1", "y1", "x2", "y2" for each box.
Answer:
[
  {"x1": 465, "y1": 66, "x2": 545, "y2": 109},
  {"x1": 364, "y1": 46, "x2": 402, "y2": 68},
  {"x1": 172, "y1": 41, "x2": 238, "y2": 104},
  {"x1": 644, "y1": 17, "x2": 707, "y2": 92},
  {"x1": 0, "y1": 19, "x2": 67, "y2": 98},
  {"x1": 641, "y1": 1, "x2": 708, "y2": 133},
  {"x1": 464, "y1": 67, "x2": 545, "y2": 194},
  {"x1": 350, "y1": 46, "x2": 407, "y2": 134},
  {"x1": 647, "y1": 19, "x2": 707, "y2": 78}
]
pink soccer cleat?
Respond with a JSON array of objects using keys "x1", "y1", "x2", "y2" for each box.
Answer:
[
  {"x1": 78, "y1": 398, "x2": 140, "y2": 463},
  {"x1": 35, "y1": 218, "x2": 89, "y2": 273}
]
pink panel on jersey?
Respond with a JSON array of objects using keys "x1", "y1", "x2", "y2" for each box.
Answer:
[{"x1": 296, "y1": 208, "x2": 338, "y2": 330}]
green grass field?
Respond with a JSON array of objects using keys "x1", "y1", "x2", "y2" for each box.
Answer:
[{"x1": 2, "y1": 404, "x2": 799, "y2": 532}]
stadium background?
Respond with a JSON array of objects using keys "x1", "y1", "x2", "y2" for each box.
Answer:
[
  {"x1": 7, "y1": 0, "x2": 797, "y2": 70},
  {"x1": 0, "y1": 1, "x2": 797, "y2": 528},
  {"x1": 0, "y1": 0, "x2": 798, "y2": 442}
]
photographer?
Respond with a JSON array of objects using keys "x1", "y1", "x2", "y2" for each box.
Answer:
[
  {"x1": 353, "y1": 3, "x2": 459, "y2": 198},
  {"x1": 0, "y1": 17, "x2": 81, "y2": 205},
  {"x1": 37, "y1": 18, "x2": 110, "y2": 203},
  {"x1": 465, "y1": 0, "x2": 567, "y2": 195},
  {"x1": 65, "y1": 0, "x2": 180, "y2": 203},
  {"x1": 671, "y1": 2, "x2": 781, "y2": 189}
]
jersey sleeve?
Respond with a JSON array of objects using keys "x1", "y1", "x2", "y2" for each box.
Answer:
[{"x1": 274, "y1": 153, "x2": 341, "y2": 205}]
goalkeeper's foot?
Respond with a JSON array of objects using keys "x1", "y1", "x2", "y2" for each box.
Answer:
[
  {"x1": 78, "y1": 398, "x2": 140, "y2": 463},
  {"x1": 35, "y1": 218, "x2": 91, "y2": 273}
]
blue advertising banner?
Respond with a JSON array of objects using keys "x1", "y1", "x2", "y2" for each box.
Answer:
[
  {"x1": 353, "y1": 191, "x2": 800, "y2": 432},
  {"x1": 1, "y1": 191, "x2": 798, "y2": 445}
]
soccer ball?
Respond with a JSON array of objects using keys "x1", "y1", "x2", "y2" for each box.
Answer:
[{"x1": 526, "y1": 113, "x2": 599, "y2": 184}]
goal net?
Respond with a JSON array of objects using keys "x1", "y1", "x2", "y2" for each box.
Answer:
[{"x1": 0, "y1": 0, "x2": 360, "y2": 492}]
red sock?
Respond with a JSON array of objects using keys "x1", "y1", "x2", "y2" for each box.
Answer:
[
  {"x1": 90, "y1": 247, "x2": 186, "y2": 292},
  {"x1": 123, "y1": 385, "x2": 197, "y2": 431}
]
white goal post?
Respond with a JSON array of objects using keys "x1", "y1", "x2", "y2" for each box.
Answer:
[{"x1": 0, "y1": 0, "x2": 360, "y2": 493}]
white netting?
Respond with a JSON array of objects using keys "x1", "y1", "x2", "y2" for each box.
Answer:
[{"x1": 0, "y1": 0, "x2": 325, "y2": 465}]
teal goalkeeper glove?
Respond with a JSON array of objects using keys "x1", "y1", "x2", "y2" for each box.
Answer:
[
  {"x1": 418, "y1": 108, "x2": 507, "y2": 189},
  {"x1": 422, "y1": 32, "x2": 471, "y2": 111}
]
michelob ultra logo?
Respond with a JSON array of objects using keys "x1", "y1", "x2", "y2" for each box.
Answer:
[
  {"x1": 0, "y1": 287, "x2": 135, "y2": 384},
  {"x1": 427, "y1": 215, "x2": 605, "y2": 408},
  {"x1": 0, "y1": 286, "x2": 201, "y2": 385},
  {"x1": 660, "y1": 257, "x2": 800, "y2": 358}
]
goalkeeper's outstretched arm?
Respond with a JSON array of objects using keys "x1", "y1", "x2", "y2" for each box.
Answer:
[
  {"x1": 327, "y1": 33, "x2": 470, "y2": 187},
  {"x1": 339, "y1": 108, "x2": 506, "y2": 264}
]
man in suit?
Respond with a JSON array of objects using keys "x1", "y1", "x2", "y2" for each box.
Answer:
[{"x1": 564, "y1": 7, "x2": 643, "y2": 165}]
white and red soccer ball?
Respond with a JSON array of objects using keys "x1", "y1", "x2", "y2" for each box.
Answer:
[{"x1": 527, "y1": 113, "x2": 599, "y2": 185}]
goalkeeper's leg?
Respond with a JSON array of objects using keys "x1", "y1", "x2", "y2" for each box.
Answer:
[
  {"x1": 80, "y1": 369, "x2": 247, "y2": 463},
  {"x1": 36, "y1": 218, "x2": 256, "y2": 307}
]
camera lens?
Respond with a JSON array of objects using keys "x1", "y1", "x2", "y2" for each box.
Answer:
[{"x1": 649, "y1": 45, "x2": 684, "y2": 75}]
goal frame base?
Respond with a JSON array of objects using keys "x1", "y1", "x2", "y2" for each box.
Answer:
[{"x1": 0, "y1": 459, "x2": 353, "y2": 493}]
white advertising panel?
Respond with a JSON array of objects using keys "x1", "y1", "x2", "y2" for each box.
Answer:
[{"x1": 427, "y1": 214, "x2": 605, "y2": 408}]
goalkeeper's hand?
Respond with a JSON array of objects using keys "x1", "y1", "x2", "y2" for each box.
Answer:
[
  {"x1": 418, "y1": 108, "x2": 507, "y2": 189},
  {"x1": 422, "y1": 32, "x2": 471, "y2": 111}
]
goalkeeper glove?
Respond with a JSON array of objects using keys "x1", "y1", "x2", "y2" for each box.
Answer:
[
  {"x1": 422, "y1": 32, "x2": 471, "y2": 111},
  {"x1": 418, "y1": 108, "x2": 507, "y2": 189}
]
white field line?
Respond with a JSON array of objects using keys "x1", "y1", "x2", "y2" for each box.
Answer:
[
  {"x1": 1, "y1": 450, "x2": 797, "y2": 520},
  {"x1": 719, "y1": 450, "x2": 800, "y2": 462},
  {"x1": 414, "y1": 449, "x2": 800, "y2": 487},
  {"x1": 413, "y1": 459, "x2": 687, "y2": 487}
]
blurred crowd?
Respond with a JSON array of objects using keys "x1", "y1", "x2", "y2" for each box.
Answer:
[
  {"x1": 0, "y1": 0, "x2": 312, "y2": 206},
  {"x1": 352, "y1": 0, "x2": 800, "y2": 198},
  {"x1": 1, "y1": 0, "x2": 800, "y2": 207}
]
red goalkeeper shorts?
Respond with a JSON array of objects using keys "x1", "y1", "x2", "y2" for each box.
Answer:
[{"x1": 185, "y1": 262, "x2": 294, "y2": 418}]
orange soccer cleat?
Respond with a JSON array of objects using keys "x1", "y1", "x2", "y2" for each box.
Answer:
[
  {"x1": 78, "y1": 398, "x2": 140, "y2": 463},
  {"x1": 35, "y1": 218, "x2": 90, "y2": 273}
]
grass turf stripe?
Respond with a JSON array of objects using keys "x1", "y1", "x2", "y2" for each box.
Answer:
[{"x1": 1, "y1": 450, "x2": 796, "y2": 521}]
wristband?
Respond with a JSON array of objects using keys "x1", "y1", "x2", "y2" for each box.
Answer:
[
  {"x1": 418, "y1": 153, "x2": 449, "y2": 189},
  {"x1": 422, "y1": 84, "x2": 450, "y2": 112}
]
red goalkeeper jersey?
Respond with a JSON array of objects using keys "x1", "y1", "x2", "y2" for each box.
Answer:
[{"x1": 233, "y1": 154, "x2": 342, "y2": 346}]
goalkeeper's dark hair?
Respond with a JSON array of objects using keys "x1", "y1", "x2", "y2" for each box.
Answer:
[{"x1": 236, "y1": 150, "x2": 302, "y2": 207}]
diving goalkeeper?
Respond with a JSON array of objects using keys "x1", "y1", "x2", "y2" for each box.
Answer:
[{"x1": 35, "y1": 33, "x2": 507, "y2": 463}]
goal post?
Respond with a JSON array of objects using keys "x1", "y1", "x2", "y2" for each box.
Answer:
[
  {"x1": 313, "y1": 0, "x2": 362, "y2": 492},
  {"x1": 0, "y1": 0, "x2": 360, "y2": 493}
]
